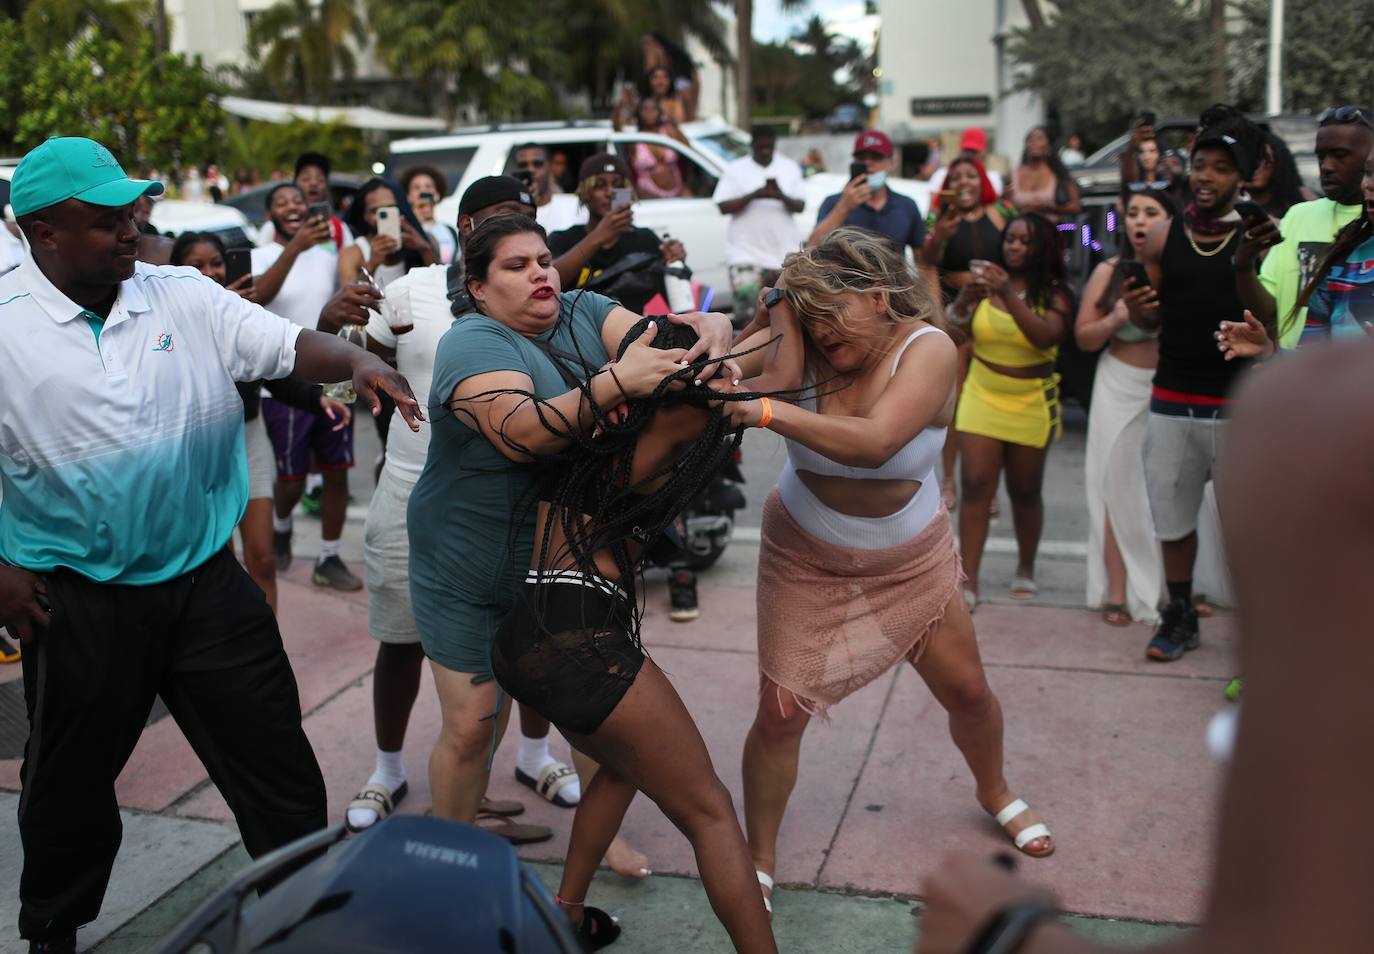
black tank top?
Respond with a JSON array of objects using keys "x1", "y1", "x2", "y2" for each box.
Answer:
[
  {"x1": 1155, "y1": 217, "x2": 1250, "y2": 398},
  {"x1": 940, "y1": 214, "x2": 1004, "y2": 275}
]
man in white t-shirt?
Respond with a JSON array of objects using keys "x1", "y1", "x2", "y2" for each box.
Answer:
[
  {"x1": 712, "y1": 125, "x2": 805, "y2": 317},
  {"x1": 257, "y1": 152, "x2": 353, "y2": 253},
  {"x1": 249, "y1": 183, "x2": 359, "y2": 591},
  {"x1": 513, "y1": 142, "x2": 587, "y2": 235}
]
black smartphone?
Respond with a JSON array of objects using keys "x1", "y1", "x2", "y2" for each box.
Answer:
[
  {"x1": 1234, "y1": 200, "x2": 1268, "y2": 228},
  {"x1": 514, "y1": 169, "x2": 534, "y2": 188},
  {"x1": 848, "y1": 161, "x2": 868, "y2": 183},
  {"x1": 225, "y1": 248, "x2": 253, "y2": 287},
  {"x1": 306, "y1": 201, "x2": 330, "y2": 224},
  {"x1": 1118, "y1": 259, "x2": 1151, "y2": 289},
  {"x1": 1138, "y1": 111, "x2": 1156, "y2": 127}
]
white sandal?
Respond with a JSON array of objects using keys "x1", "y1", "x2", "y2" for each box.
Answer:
[
  {"x1": 345, "y1": 780, "x2": 407, "y2": 832},
  {"x1": 756, "y1": 869, "x2": 774, "y2": 915},
  {"x1": 994, "y1": 798, "x2": 1054, "y2": 857},
  {"x1": 515, "y1": 761, "x2": 580, "y2": 808}
]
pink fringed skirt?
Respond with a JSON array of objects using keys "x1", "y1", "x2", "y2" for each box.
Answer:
[{"x1": 756, "y1": 487, "x2": 961, "y2": 716}]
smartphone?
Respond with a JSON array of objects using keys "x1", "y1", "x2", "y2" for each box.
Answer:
[
  {"x1": 376, "y1": 205, "x2": 402, "y2": 244},
  {"x1": 765, "y1": 177, "x2": 779, "y2": 192},
  {"x1": 848, "y1": 161, "x2": 868, "y2": 183},
  {"x1": 1118, "y1": 259, "x2": 1151, "y2": 289},
  {"x1": 968, "y1": 258, "x2": 991, "y2": 279},
  {"x1": 514, "y1": 169, "x2": 534, "y2": 188},
  {"x1": 306, "y1": 201, "x2": 331, "y2": 225},
  {"x1": 224, "y1": 248, "x2": 253, "y2": 287},
  {"x1": 418, "y1": 191, "x2": 438, "y2": 205},
  {"x1": 1138, "y1": 111, "x2": 1156, "y2": 127},
  {"x1": 1233, "y1": 200, "x2": 1268, "y2": 228},
  {"x1": 611, "y1": 187, "x2": 633, "y2": 211},
  {"x1": 938, "y1": 189, "x2": 957, "y2": 204}
]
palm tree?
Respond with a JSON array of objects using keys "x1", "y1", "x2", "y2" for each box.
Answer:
[
  {"x1": 21, "y1": 0, "x2": 150, "y2": 50},
  {"x1": 248, "y1": 0, "x2": 366, "y2": 105},
  {"x1": 736, "y1": 0, "x2": 808, "y2": 131}
]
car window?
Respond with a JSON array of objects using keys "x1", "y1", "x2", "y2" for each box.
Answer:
[
  {"x1": 503, "y1": 140, "x2": 610, "y2": 195},
  {"x1": 615, "y1": 139, "x2": 719, "y2": 200},
  {"x1": 387, "y1": 147, "x2": 478, "y2": 198},
  {"x1": 693, "y1": 131, "x2": 750, "y2": 164}
]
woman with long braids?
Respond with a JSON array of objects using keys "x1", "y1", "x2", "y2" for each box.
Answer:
[
  {"x1": 405, "y1": 216, "x2": 740, "y2": 894},
  {"x1": 1011, "y1": 126, "x2": 1081, "y2": 222},
  {"x1": 485, "y1": 312, "x2": 780, "y2": 951},
  {"x1": 718, "y1": 227, "x2": 1053, "y2": 917},
  {"x1": 951, "y1": 212, "x2": 1071, "y2": 606},
  {"x1": 1076, "y1": 190, "x2": 1176, "y2": 626}
]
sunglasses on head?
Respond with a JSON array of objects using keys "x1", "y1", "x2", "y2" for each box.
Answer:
[
  {"x1": 1127, "y1": 180, "x2": 1170, "y2": 192},
  {"x1": 1317, "y1": 105, "x2": 1373, "y2": 129}
]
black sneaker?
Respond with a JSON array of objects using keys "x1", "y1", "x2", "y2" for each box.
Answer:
[
  {"x1": 314, "y1": 555, "x2": 363, "y2": 592},
  {"x1": 668, "y1": 568, "x2": 699, "y2": 622},
  {"x1": 30, "y1": 934, "x2": 77, "y2": 953},
  {"x1": 1146, "y1": 600, "x2": 1200, "y2": 662},
  {"x1": 273, "y1": 529, "x2": 293, "y2": 572}
]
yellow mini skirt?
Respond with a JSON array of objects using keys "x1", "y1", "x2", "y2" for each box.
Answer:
[{"x1": 955, "y1": 356, "x2": 1062, "y2": 449}]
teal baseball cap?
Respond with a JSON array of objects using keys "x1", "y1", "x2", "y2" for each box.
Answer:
[{"x1": 10, "y1": 137, "x2": 164, "y2": 218}]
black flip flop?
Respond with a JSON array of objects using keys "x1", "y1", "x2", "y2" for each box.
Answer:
[{"x1": 578, "y1": 906, "x2": 621, "y2": 950}]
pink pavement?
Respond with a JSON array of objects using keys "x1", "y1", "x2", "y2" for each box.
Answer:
[{"x1": 0, "y1": 574, "x2": 1235, "y2": 926}]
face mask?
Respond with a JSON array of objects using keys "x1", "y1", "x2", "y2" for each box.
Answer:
[{"x1": 866, "y1": 171, "x2": 888, "y2": 190}]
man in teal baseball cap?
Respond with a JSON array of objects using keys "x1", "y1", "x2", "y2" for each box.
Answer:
[{"x1": 10, "y1": 136, "x2": 163, "y2": 218}]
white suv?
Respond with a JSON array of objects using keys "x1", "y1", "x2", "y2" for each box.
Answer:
[{"x1": 388, "y1": 118, "x2": 931, "y2": 309}]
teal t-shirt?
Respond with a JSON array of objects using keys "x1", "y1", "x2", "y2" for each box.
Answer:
[{"x1": 407, "y1": 290, "x2": 617, "y2": 642}]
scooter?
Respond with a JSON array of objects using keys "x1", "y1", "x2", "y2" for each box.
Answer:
[{"x1": 678, "y1": 447, "x2": 746, "y2": 571}]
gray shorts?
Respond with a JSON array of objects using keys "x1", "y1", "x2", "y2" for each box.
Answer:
[
  {"x1": 1143, "y1": 411, "x2": 1227, "y2": 541},
  {"x1": 363, "y1": 465, "x2": 421, "y2": 644},
  {"x1": 245, "y1": 414, "x2": 276, "y2": 500}
]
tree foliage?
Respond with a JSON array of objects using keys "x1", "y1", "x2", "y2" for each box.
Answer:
[
  {"x1": 248, "y1": 0, "x2": 367, "y2": 105},
  {"x1": 221, "y1": 118, "x2": 367, "y2": 179},
  {"x1": 751, "y1": 14, "x2": 871, "y2": 119},
  {"x1": 364, "y1": 0, "x2": 563, "y2": 121},
  {"x1": 20, "y1": 0, "x2": 150, "y2": 50},
  {"x1": 17, "y1": 34, "x2": 223, "y2": 174},
  {"x1": 1008, "y1": 0, "x2": 1372, "y2": 148}
]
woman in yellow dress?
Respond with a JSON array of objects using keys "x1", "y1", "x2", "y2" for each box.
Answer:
[{"x1": 949, "y1": 212, "x2": 1071, "y2": 608}]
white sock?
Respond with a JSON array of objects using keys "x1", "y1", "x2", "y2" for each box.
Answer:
[
  {"x1": 273, "y1": 513, "x2": 292, "y2": 534},
  {"x1": 318, "y1": 538, "x2": 341, "y2": 563},
  {"x1": 346, "y1": 748, "x2": 406, "y2": 831},
  {"x1": 516, "y1": 734, "x2": 581, "y2": 804},
  {"x1": 305, "y1": 473, "x2": 323, "y2": 495}
]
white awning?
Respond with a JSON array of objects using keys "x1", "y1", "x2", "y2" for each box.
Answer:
[{"x1": 219, "y1": 95, "x2": 448, "y2": 132}]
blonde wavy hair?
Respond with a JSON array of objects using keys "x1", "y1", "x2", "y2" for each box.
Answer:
[{"x1": 780, "y1": 227, "x2": 944, "y2": 357}]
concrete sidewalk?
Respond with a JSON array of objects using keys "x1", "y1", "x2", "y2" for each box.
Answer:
[{"x1": 0, "y1": 554, "x2": 1230, "y2": 952}]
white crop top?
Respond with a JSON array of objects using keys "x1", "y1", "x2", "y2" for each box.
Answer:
[{"x1": 785, "y1": 326, "x2": 948, "y2": 482}]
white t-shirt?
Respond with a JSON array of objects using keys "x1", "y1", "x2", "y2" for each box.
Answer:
[
  {"x1": 366, "y1": 265, "x2": 451, "y2": 483},
  {"x1": 251, "y1": 241, "x2": 340, "y2": 330},
  {"x1": 537, "y1": 194, "x2": 587, "y2": 235},
  {"x1": 258, "y1": 216, "x2": 353, "y2": 253},
  {"x1": 424, "y1": 221, "x2": 459, "y2": 264},
  {"x1": 711, "y1": 154, "x2": 805, "y2": 270},
  {"x1": 929, "y1": 164, "x2": 1004, "y2": 198},
  {"x1": 353, "y1": 235, "x2": 408, "y2": 289}
]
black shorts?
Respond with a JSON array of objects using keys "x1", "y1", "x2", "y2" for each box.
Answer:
[{"x1": 491, "y1": 571, "x2": 645, "y2": 736}]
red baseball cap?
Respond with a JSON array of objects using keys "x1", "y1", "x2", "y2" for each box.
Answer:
[
  {"x1": 960, "y1": 128, "x2": 988, "y2": 153},
  {"x1": 852, "y1": 130, "x2": 893, "y2": 158}
]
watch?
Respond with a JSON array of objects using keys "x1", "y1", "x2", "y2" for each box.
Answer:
[{"x1": 763, "y1": 287, "x2": 785, "y2": 309}]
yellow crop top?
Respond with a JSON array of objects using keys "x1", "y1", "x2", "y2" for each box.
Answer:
[{"x1": 970, "y1": 298, "x2": 1058, "y2": 368}]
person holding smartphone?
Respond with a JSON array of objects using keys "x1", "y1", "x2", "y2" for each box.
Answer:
[
  {"x1": 808, "y1": 130, "x2": 925, "y2": 256},
  {"x1": 401, "y1": 164, "x2": 459, "y2": 265},
  {"x1": 339, "y1": 178, "x2": 436, "y2": 290},
  {"x1": 712, "y1": 125, "x2": 806, "y2": 319},
  {"x1": 1074, "y1": 188, "x2": 1176, "y2": 626}
]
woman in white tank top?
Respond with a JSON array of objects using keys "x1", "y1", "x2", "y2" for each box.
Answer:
[{"x1": 722, "y1": 228, "x2": 1054, "y2": 914}]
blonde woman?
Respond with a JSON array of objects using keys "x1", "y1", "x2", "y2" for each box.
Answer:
[{"x1": 718, "y1": 228, "x2": 1054, "y2": 916}]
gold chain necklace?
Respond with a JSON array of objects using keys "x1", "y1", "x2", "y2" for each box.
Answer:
[{"x1": 1186, "y1": 227, "x2": 1236, "y2": 257}]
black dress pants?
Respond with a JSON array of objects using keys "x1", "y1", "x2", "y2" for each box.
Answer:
[{"x1": 16, "y1": 548, "x2": 326, "y2": 942}]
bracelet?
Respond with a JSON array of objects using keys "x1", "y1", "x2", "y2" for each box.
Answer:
[
  {"x1": 963, "y1": 901, "x2": 1056, "y2": 954},
  {"x1": 605, "y1": 362, "x2": 629, "y2": 401},
  {"x1": 756, "y1": 397, "x2": 773, "y2": 429},
  {"x1": 555, "y1": 894, "x2": 584, "y2": 908}
]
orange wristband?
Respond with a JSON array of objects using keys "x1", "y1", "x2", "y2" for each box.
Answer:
[{"x1": 756, "y1": 397, "x2": 773, "y2": 430}]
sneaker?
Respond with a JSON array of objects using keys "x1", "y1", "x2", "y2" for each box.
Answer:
[
  {"x1": 1145, "y1": 600, "x2": 1200, "y2": 662},
  {"x1": 300, "y1": 485, "x2": 323, "y2": 518},
  {"x1": 0, "y1": 631, "x2": 20, "y2": 664},
  {"x1": 314, "y1": 555, "x2": 363, "y2": 592},
  {"x1": 668, "y1": 568, "x2": 699, "y2": 622},
  {"x1": 1224, "y1": 677, "x2": 1243, "y2": 701},
  {"x1": 273, "y1": 529, "x2": 293, "y2": 573},
  {"x1": 30, "y1": 934, "x2": 77, "y2": 953}
]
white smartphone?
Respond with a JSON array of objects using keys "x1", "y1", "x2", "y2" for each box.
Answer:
[
  {"x1": 376, "y1": 205, "x2": 402, "y2": 243},
  {"x1": 611, "y1": 188, "x2": 633, "y2": 211}
]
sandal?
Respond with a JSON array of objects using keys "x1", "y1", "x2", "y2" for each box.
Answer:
[
  {"x1": 479, "y1": 796, "x2": 524, "y2": 817},
  {"x1": 515, "y1": 760, "x2": 580, "y2": 808},
  {"x1": 1102, "y1": 603, "x2": 1131, "y2": 626},
  {"x1": 474, "y1": 814, "x2": 553, "y2": 845},
  {"x1": 963, "y1": 588, "x2": 979, "y2": 614},
  {"x1": 992, "y1": 798, "x2": 1054, "y2": 858},
  {"x1": 1010, "y1": 577, "x2": 1038, "y2": 600},
  {"x1": 988, "y1": 497, "x2": 1000, "y2": 518},
  {"x1": 941, "y1": 479, "x2": 958, "y2": 512},
  {"x1": 1193, "y1": 594, "x2": 1215, "y2": 618},
  {"x1": 756, "y1": 869, "x2": 774, "y2": 916},
  {"x1": 344, "y1": 780, "x2": 408, "y2": 833},
  {"x1": 576, "y1": 905, "x2": 621, "y2": 950}
]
